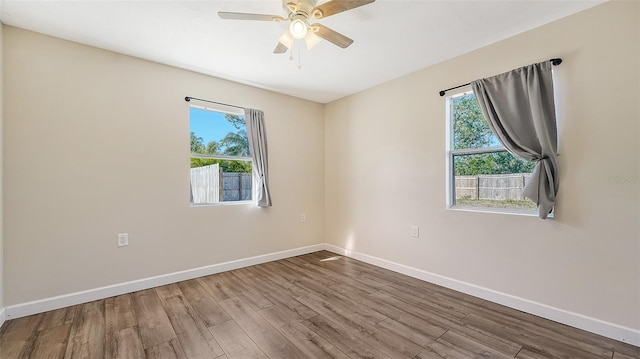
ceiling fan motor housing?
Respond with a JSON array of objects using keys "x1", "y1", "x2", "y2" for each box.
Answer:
[{"x1": 285, "y1": 0, "x2": 318, "y2": 18}]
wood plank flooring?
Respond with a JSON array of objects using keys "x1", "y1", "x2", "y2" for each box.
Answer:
[{"x1": 1, "y1": 251, "x2": 638, "y2": 359}]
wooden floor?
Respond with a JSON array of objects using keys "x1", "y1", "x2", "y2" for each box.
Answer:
[{"x1": 1, "y1": 251, "x2": 638, "y2": 359}]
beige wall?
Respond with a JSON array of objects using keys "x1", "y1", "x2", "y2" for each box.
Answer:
[
  {"x1": 3, "y1": 26, "x2": 325, "y2": 306},
  {"x1": 325, "y1": 1, "x2": 640, "y2": 331}
]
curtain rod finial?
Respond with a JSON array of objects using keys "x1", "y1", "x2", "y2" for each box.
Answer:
[
  {"x1": 439, "y1": 90, "x2": 446, "y2": 97},
  {"x1": 551, "y1": 58, "x2": 562, "y2": 66},
  {"x1": 185, "y1": 96, "x2": 191, "y2": 102}
]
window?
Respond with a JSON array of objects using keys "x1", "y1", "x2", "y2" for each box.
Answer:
[
  {"x1": 190, "y1": 105, "x2": 253, "y2": 205},
  {"x1": 446, "y1": 90, "x2": 537, "y2": 214}
]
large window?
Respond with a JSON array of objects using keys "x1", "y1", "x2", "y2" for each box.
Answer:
[
  {"x1": 190, "y1": 105, "x2": 253, "y2": 205},
  {"x1": 446, "y1": 90, "x2": 537, "y2": 213}
]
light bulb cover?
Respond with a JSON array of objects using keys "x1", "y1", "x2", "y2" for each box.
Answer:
[
  {"x1": 289, "y1": 19, "x2": 308, "y2": 39},
  {"x1": 304, "y1": 31, "x2": 321, "y2": 50},
  {"x1": 278, "y1": 30, "x2": 294, "y2": 49}
]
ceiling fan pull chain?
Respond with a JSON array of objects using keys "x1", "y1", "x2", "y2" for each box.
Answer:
[{"x1": 298, "y1": 48, "x2": 302, "y2": 70}]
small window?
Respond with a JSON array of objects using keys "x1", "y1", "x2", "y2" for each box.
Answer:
[
  {"x1": 190, "y1": 105, "x2": 253, "y2": 205},
  {"x1": 446, "y1": 91, "x2": 537, "y2": 214}
]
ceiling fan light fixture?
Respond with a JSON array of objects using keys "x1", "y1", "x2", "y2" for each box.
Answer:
[
  {"x1": 289, "y1": 19, "x2": 308, "y2": 39},
  {"x1": 304, "y1": 31, "x2": 321, "y2": 50},
  {"x1": 278, "y1": 30, "x2": 294, "y2": 49}
]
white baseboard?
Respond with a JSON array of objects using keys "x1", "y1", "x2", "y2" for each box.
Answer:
[
  {"x1": 5, "y1": 244, "x2": 325, "y2": 321},
  {"x1": 0, "y1": 306, "x2": 6, "y2": 329},
  {"x1": 323, "y1": 244, "x2": 640, "y2": 347}
]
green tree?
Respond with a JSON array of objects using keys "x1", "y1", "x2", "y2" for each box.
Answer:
[
  {"x1": 190, "y1": 157, "x2": 215, "y2": 169},
  {"x1": 190, "y1": 158, "x2": 252, "y2": 173},
  {"x1": 453, "y1": 95, "x2": 494, "y2": 150},
  {"x1": 206, "y1": 140, "x2": 221, "y2": 155},
  {"x1": 454, "y1": 153, "x2": 497, "y2": 176},
  {"x1": 220, "y1": 130, "x2": 250, "y2": 157},
  {"x1": 190, "y1": 132, "x2": 205, "y2": 154},
  {"x1": 225, "y1": 114, "x2": 246, "y2": 130},
  {"x1": 222, "y1": 160, "x2": 252, "y2": 173},
  {"x1": 493, "y1": 151, "x2": 536, "y2": 174}
]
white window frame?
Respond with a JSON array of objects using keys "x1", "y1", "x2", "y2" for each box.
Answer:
[
  {"x1": 189, "y1": 103, "x2": 255, "y2": 207},
  {"x1": 445, "y1": 89, "x2": 542, "y2": 217}
]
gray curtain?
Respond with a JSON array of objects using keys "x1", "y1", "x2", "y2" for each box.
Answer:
[
  {"x1": 245, "y1": 108, "x2": 272, "y2": 207},
  {"x1": 471, "y1": 60, "x2": 558, "y2": 219}
]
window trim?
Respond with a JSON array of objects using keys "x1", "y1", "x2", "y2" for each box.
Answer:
[
  {"x1": 189, "y1": 103, "x2": 256, "y2": 207},
  {"x1": 191, "y1": 153, "x2": 252, "y2": 162},
  {"x1": 445, "y1": 89, "x2": 542, "y2": 217}
]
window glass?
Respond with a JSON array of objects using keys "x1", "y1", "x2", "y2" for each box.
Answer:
[
  {"x1": 447, "y1": 91, "x2": 537, "y2": 213},
  {"x1": 190, "y1": 106, "x2": 252, "y2": 205}
]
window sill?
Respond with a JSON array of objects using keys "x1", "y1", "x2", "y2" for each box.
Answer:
[
  {"x1": 448, "y1": 205, "x2": 554, "y2": 219},
  {"x1": 191, "y1": 200, "x2": 255, "y2": 207}
]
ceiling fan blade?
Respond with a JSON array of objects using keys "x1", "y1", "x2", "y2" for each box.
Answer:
[
  {"x1": 311, "y1": 0, "x2": 375, "y2": 19},
  {"x1": 312, "y1": 23, "x2": 354, "y2": 48},
  {"x1": 274, "y1": 42, "x2": 289, "y2": 54},
  {"x1": 218, "y1": 12, "x2": 285, "y2": 22}
]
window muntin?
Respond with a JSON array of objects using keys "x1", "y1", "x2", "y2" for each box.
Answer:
[
  {"x1": 190, "y1": 105, "x2": 253, "y2": 205},
  {"x1": 447, "y1": 91, "x2": 537, "y2": 213}
]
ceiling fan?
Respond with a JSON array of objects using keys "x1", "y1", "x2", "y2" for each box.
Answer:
[{"x1": 218, "y1": 0, "x2": 375, "y2": 54}]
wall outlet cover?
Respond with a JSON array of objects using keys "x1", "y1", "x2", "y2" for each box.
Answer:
[{"x1": 117, "y1": 233, "x2": 129, "y2": 247}]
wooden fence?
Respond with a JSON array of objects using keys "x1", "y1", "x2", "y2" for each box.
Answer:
[
  {"x1": 190, "y1": 164, "x2": 252, "y2": 204},
  {"x1": 455, "y1": 173, "x2": 530, "y2": 201},
  {"x1": 222, "y1": 172, "x2": 253, "y2": 202}
]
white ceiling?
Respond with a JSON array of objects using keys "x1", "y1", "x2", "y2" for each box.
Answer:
[{"x1": 0, "y1": 0, "x2": 604, "y2": 103}]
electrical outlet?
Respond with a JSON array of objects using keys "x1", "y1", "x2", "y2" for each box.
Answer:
[
  {"x1": 117, "y1": 233, "x2": 129, "y2": 247},
  {"x1": 300, "y1": 213, "x2": 306, "y2": 223},
  {"x1": 410, "y1": 226, "x2": 419, "y2": 238}
]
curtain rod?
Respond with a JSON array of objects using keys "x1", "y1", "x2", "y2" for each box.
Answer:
[
  {"x1": 438, "y1": 58, "x2": 562, "y2": 97},
  {"x1": 184, "y1": 96, "x2": 245, "y2": 110}
]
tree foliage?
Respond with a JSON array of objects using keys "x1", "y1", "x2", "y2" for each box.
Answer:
[
  {"x1": 225, "y1": 114, "x2": 245, "y2": 130},
  {"x1": 453, "y1": 94, "x2": 536, "y2": 176},
  {"x1": 190, "y1": 158, "x2": 252, "y2": 173},
  {"x1": 453, "y1": 95, "x2": 494, "y2": 149},
  {"x1": 220, "y1": 130, "x2": 250, "y2": 157},
  {"x1": 454, "y1": 152, "x2": 535, "y2": 176},
  {"x1": 190, "y1": 132, "x2": 206, "y2": 154}
]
